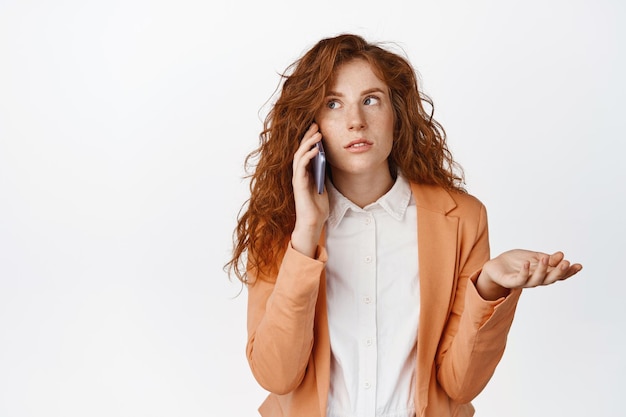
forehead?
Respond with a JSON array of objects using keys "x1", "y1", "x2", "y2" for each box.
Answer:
[{"x1": 328, "y1": 58, "x2": 387, "y2": 91}]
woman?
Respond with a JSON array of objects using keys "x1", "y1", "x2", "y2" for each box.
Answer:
[{"x1": 226, "y1": 34, "x2": 581, "y2": 417}]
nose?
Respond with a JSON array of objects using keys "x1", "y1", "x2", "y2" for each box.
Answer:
[{"x1": 347, "y1": 105, "x2": 366, "y2": 131}]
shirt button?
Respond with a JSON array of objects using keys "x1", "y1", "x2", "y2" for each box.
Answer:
[
  {"x1": 363, "y1": 296, "x2": 372, "y2": 304},
  {"x1": 365, "y1": 338, "x2": 373, "y2": 346},
  {"x1": 364, "y1": 381, "x2": 371, "y2": 389},
  {"x1": 364, "y1": 217, "x2": 372, "y2": 225},
  {"x1": 364, "y1": 255, "x2": 372, "y2": 263}
]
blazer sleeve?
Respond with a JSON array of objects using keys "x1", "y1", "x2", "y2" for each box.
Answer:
[
  {"x1": 245, "y1": 243, "x2": 327, "y2": 395},
  {"x1": 435, "y1": 201, "x2": 522, "y2": 403}
]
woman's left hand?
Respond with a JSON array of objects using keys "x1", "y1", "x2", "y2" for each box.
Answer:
[{"x1": 476, "y1": 250, "x2": 583, "y2": 300}]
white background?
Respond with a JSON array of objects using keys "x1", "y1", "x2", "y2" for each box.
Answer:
[{"x1": 0, "y1": 0, "x2": 624, "y2": 416}]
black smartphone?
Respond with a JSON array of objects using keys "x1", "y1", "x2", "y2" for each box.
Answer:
[{"x1": 312, "y1": 141, "x2": 326, "y2": 194}]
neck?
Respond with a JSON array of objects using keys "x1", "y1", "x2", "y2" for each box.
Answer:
[{"x1": 331, "y1": 169, "x2": 395, "y2": 208}]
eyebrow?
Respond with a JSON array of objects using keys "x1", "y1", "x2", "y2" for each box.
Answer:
[{"x1": 325, "y1": 87, "x2": 387, "y2": 97}]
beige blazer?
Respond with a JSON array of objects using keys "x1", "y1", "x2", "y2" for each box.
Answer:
[{"x1": 246, "y1": 183, "x2": 522, "y2": 417}]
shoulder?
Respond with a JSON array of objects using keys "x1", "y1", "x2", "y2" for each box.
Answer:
[
  {"x1": 410, "y1": 183, "x2": 490, "y2": 249},
  {"x1": 409, "y1": 182, "x2": 485, "y2": 217},
  {"x1": 449, "y1": 189, "x2": 486, "y2": 217}
]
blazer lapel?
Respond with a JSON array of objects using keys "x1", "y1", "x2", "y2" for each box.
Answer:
[
  {"x1": 314, "y1": 227, "x2": 330, "y2": 415},
  {"x1": 410, "y1": 183, "x2": 459, "y2": 403}
]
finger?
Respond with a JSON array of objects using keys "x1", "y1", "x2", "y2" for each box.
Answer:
[
  {"x1": 293, "y1": 146, "x2": 319, "y2": 181},
  {"x1": 294, "y1": 131, "x2": 321, "y2": 161},
  {"x1": 538, "y1": 258, "x2": 583, "y2": 286},
  {"x1": 301, "y1": 123, "x2": 320, "y2": 142},
  {"x1": 541, "y1": 260, "x2": 571, "y2": 285},
  {"x1": 548, "y1": 251, "x2": 565, "y2": 268},
  {"x1": 526, "y1": 255, "x2": 550, "y2": 287},
  {"x1": 511, "y1": 260, "x2": 532, "y2": 288},
  {"x1": 556, "y1": 262, "x2": 583, "y2": 281},
  {"x1": 293, "y1": 132, "x2": 321, "y2": 169},
  {"x1": 292, "y1": 144, "x2": 323, "y2": 193}
]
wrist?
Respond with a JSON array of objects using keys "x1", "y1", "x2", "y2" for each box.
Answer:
[
  {"x1": 291, "y1": 224, "x2": 323, "y2": 259},
  {"x1": 476, "y1": 265, "x2": 510, "y2": 301}
]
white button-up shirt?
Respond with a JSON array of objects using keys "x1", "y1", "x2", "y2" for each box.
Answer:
[{"x1": 325, "y1": 174, "x2": 419, "y2": 417}]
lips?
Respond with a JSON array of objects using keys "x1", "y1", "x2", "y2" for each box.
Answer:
[{"x1": 345, "y1": 139, "x2": 372, "y2": 149}]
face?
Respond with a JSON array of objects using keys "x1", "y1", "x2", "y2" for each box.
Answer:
[{"x1": 315, "y1": 59, "x2": 394, "y2": 184}]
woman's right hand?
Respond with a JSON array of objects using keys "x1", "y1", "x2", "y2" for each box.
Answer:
[{"x1": 290, "y1": 123, "x2": 330, "y2": 258}]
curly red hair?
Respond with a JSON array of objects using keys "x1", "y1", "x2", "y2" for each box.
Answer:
[{"x1": 226, "y1": 33, "x2": 464, "y2": 283}]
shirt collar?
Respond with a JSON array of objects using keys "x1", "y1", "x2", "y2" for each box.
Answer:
[{"x1": 326, "y1": 173, "x2": 413, "y2": 230}]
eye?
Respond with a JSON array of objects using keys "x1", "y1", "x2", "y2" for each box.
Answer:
[
  {"x1": 364, "y1": 96, "x2": 380, "y2": 105},
  {"x1": 327, "y1": 99, "x2": 341, "y2": 110}
]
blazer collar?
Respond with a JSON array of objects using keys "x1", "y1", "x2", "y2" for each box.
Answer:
[
  {"x1": 411, "y1": 182, "x2": 460, "y2": 407},
  {"x1": 410, "y1": 182, "x2": 458, "y2": 215}
]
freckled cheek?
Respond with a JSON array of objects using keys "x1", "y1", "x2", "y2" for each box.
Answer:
[
  {"x1": 380, "y1": 115, "x2": 395, "y2": 142},
  {"x1": 316, "y1": 115, "x2": 336, "y2": 132},
  {"x1": 317, "y1": 121, "x2": 340, "y2": 148}
]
